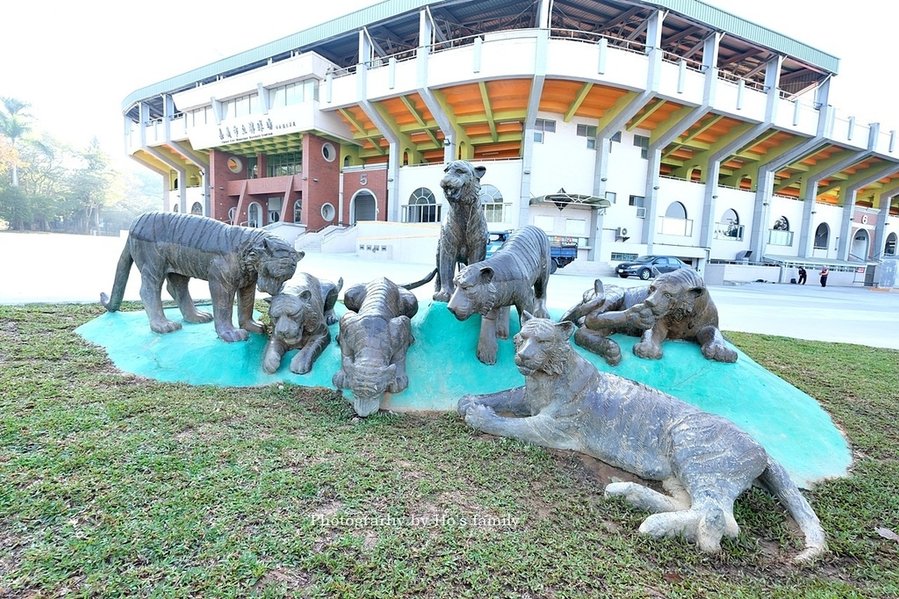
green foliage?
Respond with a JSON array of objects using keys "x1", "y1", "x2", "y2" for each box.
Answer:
[
  {"x1": 0, "y1": 95, "x2": 156, "y2": 233},
  {"x1": 1, "y1": 306, "x2": 897, "y2": 597}
]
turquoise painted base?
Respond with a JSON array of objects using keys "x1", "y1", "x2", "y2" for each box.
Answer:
[{"x1": 76, "y1": 301, "x2": 852, "y2": 488}]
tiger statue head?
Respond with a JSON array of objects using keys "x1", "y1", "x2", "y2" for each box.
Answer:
[
  {"x1": 447, "y1": 264, "x2": 497, "y2": 321},
  {"x1": 640, "y1": 268, "x2": 709, "y2": 322},
  {"x1": 267, "y1": 281, "x2": 325, "y2": 347},
  {"x1": 440, "y1": 160, "x2": 486, "y2": 205},
  {"x1": 513, "y1": 312, "x2": 577, "y2": 377},
  {"x1": 244, "y1": 238, "x2": 303, "y2": 296}
]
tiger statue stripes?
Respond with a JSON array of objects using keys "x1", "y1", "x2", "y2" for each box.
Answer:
[
  {"x1": 458, "y1": 313, "x2": 825, "y2": 562},
  {"x1": 447, "y1": 225, "x2": 552, "y2": 364},
  {"x1": 332, "y1": 277, "x2": 419, "y2": 417},
  {"x1": 100, "y1": 211, "x2": 301, "y2": 342},
  {"x1": 561, "y1": 268, "x2": 737, "y2": 365}
]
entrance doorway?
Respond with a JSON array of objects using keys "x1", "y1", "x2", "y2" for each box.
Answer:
[{"x1": 352, "y1": 191, "x2": 377, "y2": 224}]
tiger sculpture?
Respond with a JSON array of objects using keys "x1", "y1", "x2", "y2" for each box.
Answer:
[
  {"x1": 100, "y1": 211, "x2": 301, "y2": 342},
  {"x1": 561, "y1": 268, "x2": 737, "y2": 365},
  {"x1": 262, "y1": 274, "x2": 343, "y2": 375},
  {"x1": 431, "y1": 160, "x2": 490, "y2": 302},
  {"x1": 447, "y1": 225, "x2": 552, "y2": 364},
  {"x1": 332, "y1": 277, "x2": 419, "y2": 417},
  {"x1": 458, "y1": 313, "x2": 826, "y2": 562}
]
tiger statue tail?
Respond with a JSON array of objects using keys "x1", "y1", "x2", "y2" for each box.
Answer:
[
  {"x1": 401, "y1": 268, "x2": 438, "y2": 290},
  {"x1": 100, "y1": 243, "x2": 134, "y2": 312}
]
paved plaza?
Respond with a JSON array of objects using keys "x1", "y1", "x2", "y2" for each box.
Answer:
[{"x1": 1, "y1": 231, "x2": 897, "y2": 350}]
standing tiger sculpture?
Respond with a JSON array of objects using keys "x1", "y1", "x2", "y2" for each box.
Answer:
[
  {"x1": 332, "y1": 277, "x2": 419, "y2": 417},
  {"x1": 561, "y1": 269, "x2": 737, "y2": 365},
  {"x1": 458, "y1": 314, "x2": 826, "y2": 562},
  {"x1": 447, "y1": 225, "x2": 552, "y2": 364},
  {"x1": 431, "y1": 160, "x2": 490, "y2": 302},
  {"x1": 100, "y1": 212, "x2": 301, "y2": 342}
]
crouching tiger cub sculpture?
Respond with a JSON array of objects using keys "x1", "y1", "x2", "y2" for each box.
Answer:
[
  {"x1": 101, "y1": 211, "x2": 302, "y2": 342},
  {"x1": 333, "y1": 278, "x2": 419, "y2": 417},
  {"x1": 458, "y1": 313, "x2": 826, "y2": 562},
  {"x1": 262, "y1": 273, "x2": 343, "y2": 375}
]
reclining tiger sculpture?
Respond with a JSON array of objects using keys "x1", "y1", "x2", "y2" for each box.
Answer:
[
  {"x1": 100, "y1": 212, "x2": 302, "y2": 342},
  {"x1": 262, "y1": 274, "x2": 343, "y2": 375},
  {"x1": 431, "y1": 160, "x2": 490, "y2": 302},
  {"x1": 458, "y1": 313, "x2": 826, "y2": 562},
  {"x1": 561, "y1": 269, "x2": 737, "y2": 366},
  {"x1": 332, "y1": 277, "x2": 418, "y2": 417},
  {"x1": 447, "y1": 225, "x2": 552, "y2": 365}
]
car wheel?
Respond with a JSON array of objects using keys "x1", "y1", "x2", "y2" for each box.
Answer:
[
  {"x1": 618, "y1": 273, "x2": 628, "y2": 278},
  {"x1": 639, "y1": 268, "x2": 652, "y2": 280}
]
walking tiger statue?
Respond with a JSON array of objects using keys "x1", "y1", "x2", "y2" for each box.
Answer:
[
  {"x1": 100, "y1": 212, "x2": 301, "y2": 342},
  {"x1": 458, "y1": 313, "x2": 826, "y2": 562}
]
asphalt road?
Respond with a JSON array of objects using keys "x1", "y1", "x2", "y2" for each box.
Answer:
[{"x1": 2, "y1": 231, "x2": 897, "y2": 350}]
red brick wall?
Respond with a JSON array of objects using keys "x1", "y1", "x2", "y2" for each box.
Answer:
[
  {"x1": 341, "y1": 168, "x2": 388, "y2": 225},
  {"x1": 208, "y1": 149, "x2": 246, "y2": 223},
  {"x1": 302, "y1": 134, "x2": 341, "y2": 231}
]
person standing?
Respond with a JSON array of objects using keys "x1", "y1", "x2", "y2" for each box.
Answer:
[
  {"x1": 820, "y1": 266, "x2": 829, "y2": 287},
  {"x1": 798, "y1": 266, "x2": 807, "y2": 285}
]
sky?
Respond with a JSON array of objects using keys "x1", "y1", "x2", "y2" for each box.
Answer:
[{"x1": 2, "y1": 0, "x2": 897, "y2": 171}]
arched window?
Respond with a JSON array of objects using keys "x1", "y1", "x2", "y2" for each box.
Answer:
[
  {"x1": 172, "y1": 204, "x2": 180, "y2": 213},
  {"x1": 718, "y1": 208, "x2": 742, "y2": 239},
  {"x1": 814, "y1": 223, "x2": 830, "y2": 249},
  {"x1": 227, "y1": 207, "x2": 237, "y2": 224},
  {"x1": 248, "y1": 203, "x2": 261, "y2": 228},
  {"x1": 293, "y1": 200, "x2": 303, "y2": 224},
  {"x1": 885, "y1": 232, "x2": 897, "y2": 256},
  {"x1": 773, "y1": 216, "x2": 790, "y2": 231},
  {"x1": 191, "y1": 202, "x2": 203, "y2": 215},
  {"x1": 665, "y1": 201, "x2": 687, "y2": 219},
  {"x1": 406, "y1": 187, "x2": 437, "y2": 222},
  {"x1": 722, "y1": 208, "x2": 739, "y2": 226},
  {"x1": 479, "y1": 184, "x2": 504, "y2": 223}
]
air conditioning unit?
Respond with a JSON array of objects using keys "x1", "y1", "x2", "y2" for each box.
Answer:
[
  {"x1": 636, "y1": 207, "x2": 646, "y2": 218},
  {"x1": 616, "y1": 227, "x2": 629, "y2": 239}
]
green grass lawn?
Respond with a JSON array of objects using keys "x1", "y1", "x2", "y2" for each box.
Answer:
[{"x1": 1, "y1": 303, "x2": 897, "y2": 598}]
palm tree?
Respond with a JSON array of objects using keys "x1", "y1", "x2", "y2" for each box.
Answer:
[{"x1": 0, "y1": 97, "x2": 31, "y2": 187}]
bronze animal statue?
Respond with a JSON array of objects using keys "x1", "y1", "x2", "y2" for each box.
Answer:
[
  {"x1": 432, "y1": 160, "x2": 489, "y2": 302},
  {"x1": 447, "y1": 225, "x2": 551, "y2": 365},
  {"x1": 262, "y1": 274, "x2": 343, "y2": 375},
  {"x1": 333, "y1": 277, "x2": 418, "y2": 417},
  {"x1": 458, "y1": 313, "x2": 826, "y2": 562},
  {"x1": 561, "y1": 269, "x2": 737, "y2": 366},
  {"x1": 100, "y1": 212, "x2": 302, "y2": 342}
]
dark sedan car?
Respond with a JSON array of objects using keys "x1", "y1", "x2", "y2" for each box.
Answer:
[{"x1": 615, "y1": 255, "x2": 690, "y2": 280}]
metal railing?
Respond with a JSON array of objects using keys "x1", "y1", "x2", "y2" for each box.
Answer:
[
  {"x1": 658, "y1": 216, "x2": 694, "y2": 237},
  {"x1": 714, "y1": 222, "x2": 744, "y2": 241}
]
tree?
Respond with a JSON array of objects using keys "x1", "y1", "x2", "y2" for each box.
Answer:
[
  {"x1": 64, "y1": 138, "x2": 117, "y2": 234},
  {"x1": 0, "y1": 97, "x2": 31, "y2": 187}
]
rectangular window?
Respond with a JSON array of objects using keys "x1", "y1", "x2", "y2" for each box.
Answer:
[
  {"x1": 285, "y1": 83, "x2": 304, "y2": 105},
  {"x1": 605, "y1": 191, "x2": 617, "y2": 204},
  {"x1": 629, "y1": 195, "x2": 645, "y2": 207},
  {"x1": 266, "y1": 151, "x2": 303, "y2": 177},
  {"x1": 534, "y1": 118, "x2": 556, "y2": 143},
  {"x1": 611, "y1": 252, "x2": 639, "y2": 261},
  {"x1": 577, "y1": 124, "x2": 597, "y2": 149},
  {"x1": 533, "y1": 214, "x2": 555, "y2": 233},
  {"x1": 565, "y1": 218, "x2": 586, "y2": 236},
  {"x1": 633, "y1": 134, "x2": 650, "y2": 159}
]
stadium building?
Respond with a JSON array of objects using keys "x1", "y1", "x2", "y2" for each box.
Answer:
[{"x1": 122, "y1": 0, "x2": 899, "y2": 286}]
